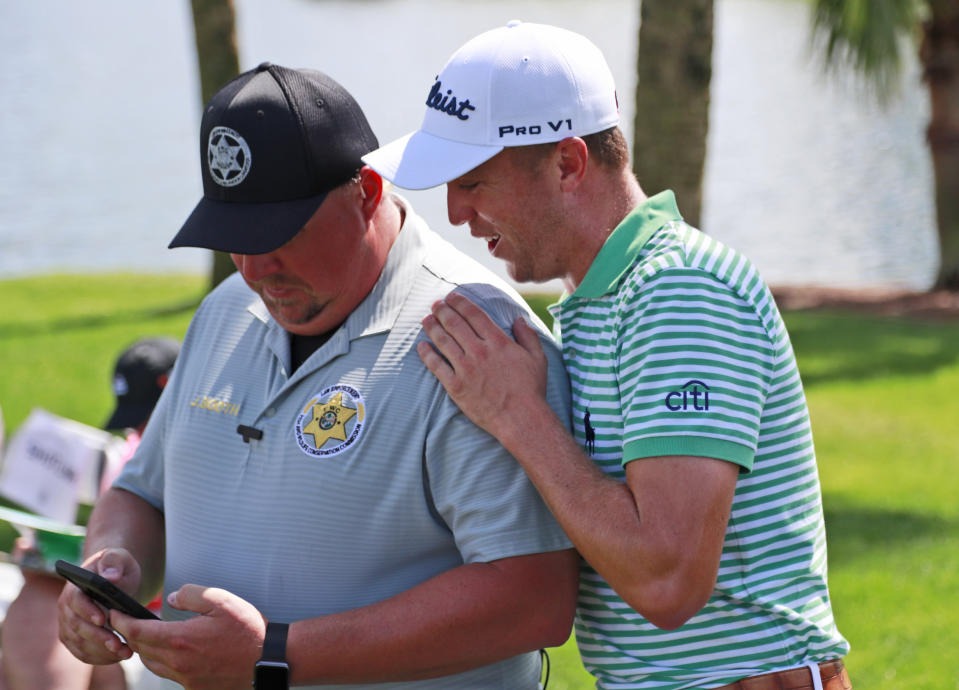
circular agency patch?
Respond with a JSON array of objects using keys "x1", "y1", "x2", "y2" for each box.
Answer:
[
  {"x1": 207, "y1": 126, "x2": 251, "y2": 187},
  {"x1": 294, "y1": 385, "x2": 366, "y2": 457}
]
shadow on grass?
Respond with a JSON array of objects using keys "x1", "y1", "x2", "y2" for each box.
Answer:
[
  {"x1": 823, "y1": 495, "x2": 959, "y2": 568},
  {"x1": 0, "y1": 296, "x2": 202, "y2": 338},
  {"x1": 784, "y1": 311, "x2": 959, "y2": 387}
]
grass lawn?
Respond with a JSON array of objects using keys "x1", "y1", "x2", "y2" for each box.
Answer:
[
  {"x1": 2, "y1": 276, "x2": 958, "y2": 688},
  {"x1": 787, "y1": 311, "x2": 959, "y2": 689},
  {"x1": 0, "y1": 274, "x2": 204, "y2": 432}
]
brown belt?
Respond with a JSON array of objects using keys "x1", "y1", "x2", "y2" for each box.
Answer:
[{"x1": 714, "y1": 660, "x2": 852, "y2": 690}]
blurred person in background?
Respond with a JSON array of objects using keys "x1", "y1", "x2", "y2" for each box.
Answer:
[{"x1": 0, "y1": 337, "x2": 178, "y2": 690}]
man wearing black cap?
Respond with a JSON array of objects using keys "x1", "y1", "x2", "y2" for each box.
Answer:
[
  {"x1": 103, "y1": 338, "x2": 180, "y2": 435},
  {"x1": 2, "y1": 337, "x2": 177, "y2": 690},
  {"x1": 57, "y1": 63, "x2": 577, "y2": 690}
]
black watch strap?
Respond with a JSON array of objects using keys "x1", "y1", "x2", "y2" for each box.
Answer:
[{"x1": 260, "y1": 621, "x2": 289, "y2": 663}]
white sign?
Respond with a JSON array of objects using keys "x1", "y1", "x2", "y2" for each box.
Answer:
[{"x1": 0, "y1": 409, "x2": 119, "y2": 523}]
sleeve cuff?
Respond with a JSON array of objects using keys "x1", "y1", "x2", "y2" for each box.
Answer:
[{"x1": 623, "y1": 435, "x2": 754, "y2": 472}]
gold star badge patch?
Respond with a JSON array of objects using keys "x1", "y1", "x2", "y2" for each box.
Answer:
[{"x1": 294, "y1": 385, "x2": 366, "y2": 457}]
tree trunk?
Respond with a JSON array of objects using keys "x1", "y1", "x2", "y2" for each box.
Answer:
[
  {"x1": 189, "y1": 0, "x2": 241, "y2": 290},
  {"x1": 923, "y1": 0, "x2": 959, "y2": 290},
  {"x1": 632, "y1": 0, "x2": 714, "y2": 229}
]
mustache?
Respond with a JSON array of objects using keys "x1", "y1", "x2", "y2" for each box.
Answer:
[{"x1": 253, "y1": 275, "x2": 310, "y2": 291}]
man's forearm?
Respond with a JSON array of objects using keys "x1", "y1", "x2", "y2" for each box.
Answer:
[
  {"x1": 285, "y1": 549, "x2": 578, "y2": 685},
  {"x1": 82, "y1": 487, "x2": 165, "y2": 602},
  {"x1": 418, "y1": 295, "x2": 736, "y2": 627}
]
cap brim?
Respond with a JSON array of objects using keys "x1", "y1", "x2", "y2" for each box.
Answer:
[
  {"x1": 169, "y1": 191, "x2": 330, "y2": 255},
  {"x1": 362, "y1": 130, "x2": 503, "y2": 191},
  {"x1": 105, "y1": 403, "x2": 152, "y2": 432}
]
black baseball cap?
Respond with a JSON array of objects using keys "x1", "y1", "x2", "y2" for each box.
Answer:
[
  {"x1": 169, "y1": 62, "x2": 379, "y2": 255},
  {"x1": 105, "y1": 337, "x2": 180, "y2": 431}
]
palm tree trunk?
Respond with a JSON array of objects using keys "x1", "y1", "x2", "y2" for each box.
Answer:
[
  {"x1": 923, "y1": 0, "x2": 959, "y2": 290},
  {"x1": 189, "y1": 0, "x2": 241, "y2": 291},
  {"x1": 632, "y1": 0, "x2": 714, "y2": 229}
]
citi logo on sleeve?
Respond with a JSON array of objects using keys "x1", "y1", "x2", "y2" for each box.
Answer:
[
  {"x1": 425, "y1": 79, "x2": 476, "y2": 120},
  {"x1": 664, "y1": 380, "x2": 711, "y2": 412}
]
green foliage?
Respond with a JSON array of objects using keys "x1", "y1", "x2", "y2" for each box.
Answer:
[
  {"x1": 2, "y1": 277, "x2": 957, "y2": 688},
  {"x1": 810, "y1": 0, "x2": 925, "y2": 99}
]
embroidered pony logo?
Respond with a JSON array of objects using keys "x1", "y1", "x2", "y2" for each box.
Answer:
[{"x1": 584, "y1": 409, "x2": 596, "y2": 455}]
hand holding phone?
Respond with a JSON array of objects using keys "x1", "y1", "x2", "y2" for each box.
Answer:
[{"x1": 55, "y1": 559, "x2": 159, "y2": 620}]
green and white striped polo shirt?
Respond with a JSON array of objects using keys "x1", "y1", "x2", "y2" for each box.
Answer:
[{"x1": 549, "y1": 191, "x2": 849, "y2": 689}]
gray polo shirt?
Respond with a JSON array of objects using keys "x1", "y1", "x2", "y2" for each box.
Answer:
[{"x1": 115, "y1": 198, "x2": 573, "y2": 689}]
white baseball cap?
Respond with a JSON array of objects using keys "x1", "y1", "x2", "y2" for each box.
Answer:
[{"x1": 362, "y1": 20, "x2": 619, "y2": 190}]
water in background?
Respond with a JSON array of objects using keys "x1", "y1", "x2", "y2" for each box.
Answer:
[{"x1": 0, "y1": 0, "x2": 939, "y2": 292}]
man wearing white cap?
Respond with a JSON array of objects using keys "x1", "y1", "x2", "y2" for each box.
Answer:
[{"x1": 364, "y1": 21, "x2": 852, "y2": 690}]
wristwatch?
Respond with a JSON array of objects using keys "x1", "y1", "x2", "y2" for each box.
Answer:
[{"x1": 253, "y1": 621, "x2": 290, "y2": 690}]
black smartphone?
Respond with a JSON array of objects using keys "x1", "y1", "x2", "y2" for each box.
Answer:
[{"x1": 55, "y1": 560, "x2": 159, "y2": 620}]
